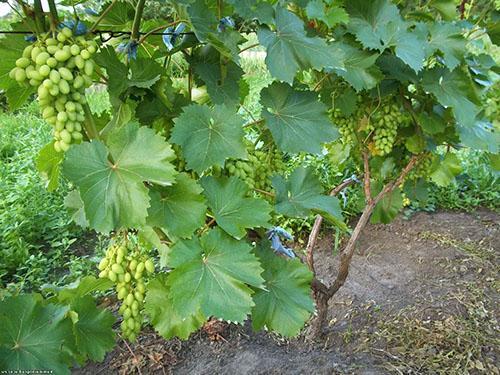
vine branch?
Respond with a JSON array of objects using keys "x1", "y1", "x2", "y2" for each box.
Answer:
[
  {"x1": 131, "y1": 0, "x2": 146, "y2": 41},
  {"x1": 90, "y1": 0, "x2": 117, "y2": 33}
]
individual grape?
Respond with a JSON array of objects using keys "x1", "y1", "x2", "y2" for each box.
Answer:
[
  {"x1": 8, "y1": 27, "x2": 98, "y2": 153},
  {"x1": 98, "y1": 237, "x2": 156, "y2": 342}
]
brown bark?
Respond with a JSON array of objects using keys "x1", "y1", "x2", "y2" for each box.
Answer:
[{"x1": 309, "y1": 155, "x2": 421, "y2": 337}]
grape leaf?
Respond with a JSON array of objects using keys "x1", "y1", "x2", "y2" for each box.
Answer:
[
  {"x1": 36, "y1": 141, "x2": 63, "y2": 192},
  {"x1": 371, "y1": 186, "x2": 403, "y2": 224},
  {"x1": 71, "y1": 296, "x2": 115, "y2": 362},
  {"x1": 430, "y1": 153, "x2": 462, "y2": 187},
  {"x1": 166, "y1": 228, "x2": 264, "y2": 322},
  {"x1": 227, "y1": 0, "x2": 275, "y2": 25},
  {"x1": 273, "y1": 167, "x2": 345, "y2": 229},
  {"x1": 201, "y1": 176, "x2": 272, "y2": 239},
  {"x1": 94, "y1": 1, "x2": 134, "y2": 30},
  {"x1": 64, "y1": 190, "x2": 89, "y2": 228},
  {"x1": 56, "y1": 276, "x2": 113, "y2": 304},
  {"x1": 0, "y1": 33, "x2": 26, "y2": 89},
  {"x1": 345, "y1": 0, "x2": 401, "y2": 51},
  {"x1": 421, "y1": 68, "x2": 497, "y2": 151},
  {"x1": 138, "y1": 226, "x2": 171, "y2": 267},
  {"x1": 306, "y1": 0, "x2": 349, "y2": 28},
  {"x1": 0, "y1": 294, "x2": 73, "y2": 374},
  {"x1": 63, "y1": 123, "x2": 177, "y2": 233},
  {"x1": 94, "y1": 46, "x2": 129, "y2": 100},
  {"x1": 6, "y1": 84, "x2": 35, "y2": 111},
  {"x1": 252, "y1": 241, "x2": 314, "y2": 337},
  {"x1": 148, "y1": 173, "x2": 207, "y2": 239},
  {"x1": 332, "y1": 43, "x2": 383, "y2": 91},
  {"x1": 346, "y1": 0, "x2": 426, "y2": 72},
  {"x1": 258, "y1": 6, "x2": 344, "y2": 84},
  {"x1": 427, "y1": 22, "x2": 466, "y2": 71},
  {"x1": 170, "y1": 104, "x2": 246, "y2": 173},
  {"x1": 145, "y1": 274, "x2": 206, "y2": 340},
  {"x1": 261, "y1": 82, "x2": 338, "y2": 153},
  {"x1": 191, "y1": 51, "x2": 245, "y2": 108},
  {"x1": 129, "y1": 58, "x2": 163, "y2": 89}
]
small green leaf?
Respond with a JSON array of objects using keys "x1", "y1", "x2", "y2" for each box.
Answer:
[
  {"x1": 167, "y1": 228, "x2": 264, "y2": 322},
  {"x1": 0, "y1": 294, "x2": 73, "y2": 374},
  {"x1": 94, "y1": 46, "x2": 129, "y2": 100},
  {"x1": 63, "y1": 123, "x2": 177, "y2": 232},
  {"x1": 145, "y1": 274, "x2": 206, "y2": 340},
  {"x1": 56, "y1": 276, "x2": 113, "y2": 304},
  {"x1": 137, "y1": 226, "x2": 171, "y2": 268},
  {"x1": 306, "y1": 0, "x2": 349, "y2": 28},
  {"x1": 129, "y1": 58, "x2": 163, "y2": 89},
  {"x1": 36, "y1": 141, "x2": 63, "y2": 192},
  {"x1": 418, "y1": 111, "x2": 446, "y2": 135},
  {"x1": 261, "y1": 82, "x2": 338, "y2": 154},
  {"x1": 71, "y1": 296, "x2": 115, "y2": 362},
  {"x1": 430, "y1": 153, "x2": 462, "y2": 187},
  {"x1": 427, "y1": 22, "x2": 466, "y2": 71},
  {"x1": 371, "y1": 185, "x2": 403, "y2": 224},
  {"x1": 227, "y1": 0, "x2": 275, "y2": 25},
  {"x1": 170, "y1": 104, "x2": 246, "y2": 173},
  {"x1": 201, "y1": 176, "x2": 272, "y2": 239},
  {"x1": 64, "y1": 190, "x2": 89, "y2": 228},
  {"x1": 252, "y1": 241, "x2": 314, "y2": 337},
  {"x1": 148, "y1": 173, "x2": 207, "y2": 239},
  {"x1": 273, "y1": 167, "x2": 345, "y2": 229},
  {"x1": 6, "y1": 84, "x2": 35, "y2": 111}
]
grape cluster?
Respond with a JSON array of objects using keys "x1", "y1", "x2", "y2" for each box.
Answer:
[
  {"x1": 406, "y1": 152, "x2": 435, "y2": 181},
  {"x1": 366, "y1": 102, "x2": 407, "y2": 156},
  {"x1": 214, "y1": 143, "x2": 286, "y2": 192},
  {"x1": 98, "y1": 240, "x2": 155, "y2": 342},
  {"x1": 9, "y1": 27, "x2": 97, "y2": 152},
  {"x1": 332, "y1": 108, "x2": 359, "y2": 145}
]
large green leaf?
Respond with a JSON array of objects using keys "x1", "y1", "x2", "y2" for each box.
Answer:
[
  {"x1": 71, "y1": 296, "x2": 115, "y2": 362},
  {"x1": 145, "y1": 274, "x2": 206, "y2": 340},
  {"x1": 427, "y1": 22, "x2": 466, "y2": 71},
  {"x1": 346, "y1": 0, "x2": 426, "y2": 72},
  {"x1": 192, "y1": 51, "x2": 245, "y2": 108},
  {"x1": 252, "y1": 242, "x2": 314, "y2": 337},
  {"x1": 333, "y1": 43, "x2": 383, "y2": 91},
  {"x1": 421, "y1": 68, "x2": 498, "y2": 152},
  {"x1": 94, "y1": 46, "x2": 129, "y2": 100},
  {"x1": 345, "y1": 0, "x2": 400, "y2": 51},
  {"x1": 201, "y1": 176, "x2": 272, "y2": 239},
  {"x1": 148, "y1": 173, "x2": 207, "y2": 239},
  {"x1": 170, "y1": 104, "x2": 246, "y2": 173},
  {"x1": 258, "y1": 6, "x2": 344, "y2": 83},
  {"x1": 166, "y1": 228, "x2": 264, "y2": 322},
  {"x1": 261, "y1": 82, "x2": 338, "y2": 153},
  {"x1": 36, "y1": 141, "x2": 63, "y2": 192},
  {"x1": 0, "y1": 294, "x2": 73, "y2": 374},
  {"x1": 63, "y1": 123, "x2": 177, "y2": 233},
  {"x1": 430, "y1": 153, "x2": 462, "y2": 187},
  {"x1": 227, "y1": 0, "x2": 275, "y2": 25},
  {"x1": 273, "y1": 167, "x2": 345, "y2": 229}
]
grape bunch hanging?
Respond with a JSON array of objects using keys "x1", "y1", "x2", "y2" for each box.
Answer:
[
  {"x1": 98, "y1": 239, "x2": 155, "y2": 342},
  {"x1": 213, "y1": 141, "x2": 286, "y2": 193},
  {"x1": 9, "y1": 27, "x2": 96, "y2": 152},
  {"x1": 333, "y1": 96, "x2": 411, "y2": 156}
]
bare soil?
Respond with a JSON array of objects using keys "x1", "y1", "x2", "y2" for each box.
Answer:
[{"x1": 75, "y1": 210, "x2": 499, "y2": 374}]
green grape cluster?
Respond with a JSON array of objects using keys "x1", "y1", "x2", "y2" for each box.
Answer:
[
  {"x1": 366, "y1": 102, "x2": 407, "y2": 156},
  {"x1": 9, "y1": 27, "x2": 97, "y2": 152},
  {"x1": 98, "y1": 240, "x2": 155, "y2": 342},
  {"x1": 406, "y1": 153, "x2": 436, "y2": 181},
  {"x1": 215, "y1": 143, "x2": 286, "y2": 192},
  {"x1": 332, "y1": 108, "x2": 358, "y2": 144}
]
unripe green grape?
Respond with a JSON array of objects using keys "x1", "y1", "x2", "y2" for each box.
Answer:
[
  {"x1": 35, "y1": 51, "x2": 50, "y2": 66},
  {"x1": 31, "y1": 46, "x2": 41, "y2": 61},
  {"x1": 39, "y1": 64, "x2": 50, "y2": 77},
  {"x1": 46, "y1": 45, "x2": 58, "y2": 55},
  {"x1": 108, "y1": 270, "x2": 117, "y2": 282},
  {"x1": 49, "y1": 69, "x2": 61, "y2": 84},
  {"x1": 70, "y1": 44, "x2": 80, "y2": 56},
  {"x1": 61, "y1": 27, "x2": 73, "y2": 39},
  {"x1": 14, "y1": 68, "x2": 27, "y2": 82},
  {"x1": 59, "y1": 79, "x2": 70, "y2": 94},
  {"x1": 22, "y1": 45, "x2": 33, "y2": 58},
  {"x1": 16, "y1": 57, "x2": 30, "y2": 68},
  {"x1": 54, "y1": 49, "x2": 71, "y2": 62},
  {"x1": 80, "y1": 49, "x2": 91, "y2": 60}
]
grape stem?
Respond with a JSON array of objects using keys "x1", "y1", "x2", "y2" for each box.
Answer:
[
  {"x1": 131, "y1": 0, "x2": 146, "y2": 41},
  {"x1": 118, "y1": 333, "x2": 143, "y2": 375},
  {"x1": 89, "y1": 0, "x2": 118, "y2": 33},
  {"x1": 309, "y1": 154, "x2": 423, "y2": 337},
  {"x1": 47, "y1": 0, "x2": 59, "y2": 31}
]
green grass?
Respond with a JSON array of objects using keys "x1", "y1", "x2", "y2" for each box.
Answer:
[{"x1": 0, "y1": 103, "x2": 92, "y2": 291}]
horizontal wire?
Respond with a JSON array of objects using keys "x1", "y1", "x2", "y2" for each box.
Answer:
[{"x1": 0, "y1": 30, "x2": 195, "y2": 36}]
